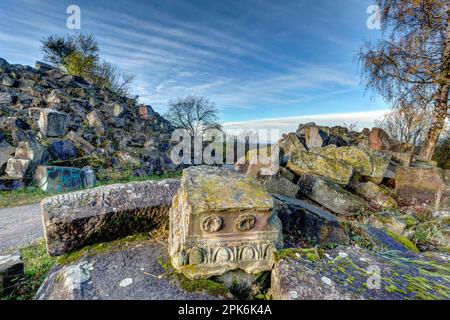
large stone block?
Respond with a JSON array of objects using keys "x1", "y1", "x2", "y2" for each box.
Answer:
[
  {"x1": 0, "y1": 151, "x2": 11, "y2": 175},
  {"x1": 15, "y1": 140, "x2": 48, "y2": 165},
  {"x1": 287, "y1": 150, "x2": 353, "y2": 185},
  {"x1": 297, "y1": 172, "x2": 367, "y2": 216},
  {"x1": 169, "y1": 166, "x2": 282, "y2": 280},
  {"x1": 396, "y1": 167, "x2": 450, "y2": 210},
  {"x1": 351, "y1": 181, "x2": 397, "y2": 210},
  {"x1": 5, "y1": 158, "x2": 30, "y2": 179},
  {"x1": 273, "y1": 195, "x2": 349, "y2": 247},
  {"x1": 42, "y1": 179, "x2": 180, "y2": 256},
  {"x1": 35, "y1": 166, "x2": 84, "y2": 193},
  {"x1": 38, "y1": 109, "x2": 67, "y2": 137},
  {"x1": 0, "y1": 140, "x2": 16, "y2": 155},
  {"x1": 271, "y1": 247, "x2": 450, "y2": 300},
  {"x1": 314, "y1": 146, "x2": 373, "y2": 176}
]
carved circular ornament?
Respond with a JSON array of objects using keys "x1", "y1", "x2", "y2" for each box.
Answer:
[
  {"x1": 202, "y1": 216, "x2": 224, "y2": 233},
  {"x1": 236, "y1": 214, "x2": 256, "y2": 231}
]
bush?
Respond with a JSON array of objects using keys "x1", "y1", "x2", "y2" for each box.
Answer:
[{"x1": 41, "y1": 34, "x2": 135, "y2": 98}]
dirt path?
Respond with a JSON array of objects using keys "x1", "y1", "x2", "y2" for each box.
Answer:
[{"x1": 0, "y1": 203, "x2": 43, "y2": 252}]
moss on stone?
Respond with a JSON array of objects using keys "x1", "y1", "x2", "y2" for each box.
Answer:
[
  {"x1": 386, "y1": 230, "x2": 420, "y2": 253},
  {"x1": 158, "y1": 257, "x2": 230, "y2": 297},
  {"x1": 57, "y1": 233, "x2": 151, "y2": 265},
  {"x1": 275, "y1": 248, "x2": 324, "y2": 262}
]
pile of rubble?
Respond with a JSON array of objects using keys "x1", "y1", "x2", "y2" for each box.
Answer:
[{"x1": 0, "y1": 58, "x2": 176, "y2": 192}]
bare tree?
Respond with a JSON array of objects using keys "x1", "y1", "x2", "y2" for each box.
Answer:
[
  {"x1": 375, "y1": 105, "x2": 432, "y2": 146},
  {"x1": 164, "y1": 96, "x2": 222, "y2": 136},
  {"x1": 358, "y1": 0, "x2": 450, "y2": 160}
]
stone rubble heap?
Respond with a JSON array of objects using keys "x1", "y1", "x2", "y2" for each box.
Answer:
[{"x1": 0, "y1": 58, "x2": 176, "y2": 192}]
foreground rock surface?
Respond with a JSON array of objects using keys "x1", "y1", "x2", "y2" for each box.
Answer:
[
  {"x1": 42, "y1": 179, "x2": 180, "y2": 256},
  {"x1": 169, "y1": 166, "x2": 282, "y2": 280},
  {"x1": 36, "y1": 240, "x2": 222, "y2": 300},
  {"x1": 271, "y1": 247, "x2": 450, "y2": 300}
]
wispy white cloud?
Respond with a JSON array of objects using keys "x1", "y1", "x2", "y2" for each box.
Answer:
[{"x1": 223, "y1": 109, "x2": 388, "y2": 138}]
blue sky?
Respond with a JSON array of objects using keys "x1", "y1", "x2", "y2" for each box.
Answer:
[{"x1": 0, "y1": 0, "x2": 388, "y2": 131}]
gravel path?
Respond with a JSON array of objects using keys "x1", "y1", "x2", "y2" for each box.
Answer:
[{"x1": 0, "y1": 203, "x2": 43, "y2": 253}]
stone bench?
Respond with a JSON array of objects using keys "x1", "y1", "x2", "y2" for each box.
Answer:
[{"x1": 42, "y1": 179, "x2": 180, "y2": 256}]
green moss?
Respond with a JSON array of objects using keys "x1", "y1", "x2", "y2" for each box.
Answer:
[
  {"x1": 57, "y1": 233, "x2": 150, "y2": 265},
  {"x1": 158, "y1": 257, "x2": 229, "y2": 297},
  {"x1": 386, "y1": 230, "x2": 420, "y2": 253},
  {"x1": 275, "y1": 248, "x2": 324, "y2": 262}
]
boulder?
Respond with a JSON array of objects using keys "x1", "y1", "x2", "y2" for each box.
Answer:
[
  {"x1": 2, "y1": 76, "x2": 16, "y2": 87},
  {"x1": 0, "y1": 252, "x2": 24, "y2": 296},
  {"x1": 235, "y1": 146, "x2": 280, "y2": 177},
  {"x1": 0, "y1": 92, "x2": 15, "y2": 104},
  {"x1": 0, "y1": 151, "x2": 11, "y2": 175},
  {"x1": 297, "y1": 172, "x2": 367, "y2": 216},
  {"x1": 0, "y1": 178, "x2": 25, "y2": 191},
  {"x1": 351, "y1": 181, "x2": 397, "y2": 210},
  {"x1": 271, "y1": 247, "x2": 450, "y2": 300},
  {"x1": 314, "y1": 146, "x2": 372, "y2": 176},
  {"x1": 367, "y1": 150, "x2": 392, "y2": 184},
  {"x1": 361, "y1": 225, "x2": 419, "y2": 253},
  {"x1": 35, "y1": 61, "x2": 53, "y2": 72},
  {"x1": 396, "y1": 167, "x2": 450, "y2": 210},
  {"x1": 259, "y1": 175, "x2": 300, "y2": 198},
  {"x1": 369, "y1": 128, "x2": 393, "y2": 151},
  {"x1": 5, "y1": 158, "x2": 30, "y2": 179},
  {"x1": 138, "y1": 105, "x2": 156, "y2": 120},
  {"x1": 14, "y1": 140, "x2": 48, "y2": 165},
  {"x1": 286, "y1": 150, "x2": 354, "y2": 185},
  {"x1": 278, "y1": 133, "x2": 306, "y2": 157},
  {"x1": 81, "y1": 166, "x2": 96, "y2": 189},
  {"x1": 169, "y1": 166, "x2": 282, "y2": 280},
  {"x1": 38, "y1": 109, "x2": 67, "y2": 137},
  {"x1": 273, "y1": 195, "x2": 349, "y2": 247},
  {"x1": 66, "y1": 131, "x2": 96, "y2": 154},
  {"x1": 0, "y1": 140, "x2": 16, "y2": 155},
  {"x1": 86, "y1": 110, "x2": 106, "y2": 134},
  {"x1": 298, "y1": 125, "x2": 327, "y2": 149},
  {"x1": 0, "y1": 58, "x2": 10, "y2": 72},
  {"x1": 391, "y1": 152, "x2": 413, "y2": 168},
  {"x1": 41, "y1": 179, "x2": 180, "y2": 256},
  {"x1": 48, "y1": 140, "x2": 79, "y2": 160},
  {"x1": 36, "y1": 240, "x2": 223, "y2": 300},
  {"x1": 35, "y1": 166, "x2": 84, "y2": 193}
]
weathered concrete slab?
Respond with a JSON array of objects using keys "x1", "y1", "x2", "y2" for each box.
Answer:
[
  {"x1": 42, "y1": 179, "x2": 180, "y2": 256},
  {"x1": 169, "y1": 166, "x2": 282, "y2": 280},
  {"x1": 36, "y1": 240, "x2": 223, "y2": 300}
]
